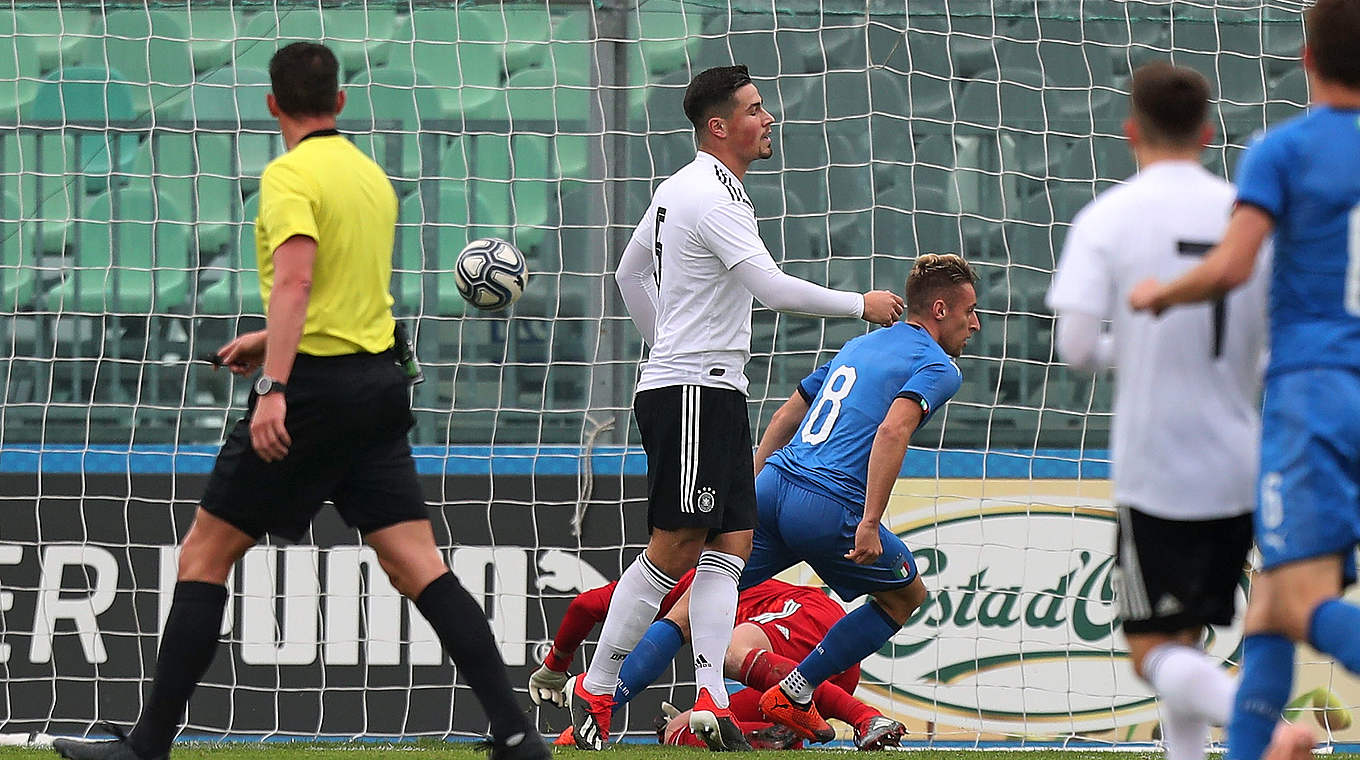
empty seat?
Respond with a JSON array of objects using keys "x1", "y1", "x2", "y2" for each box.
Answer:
[
  {"x1": 237, "y1": 9, "x2": 401, "y2": 81},
  {"x1": 0, "y1": 22, "x2": 44, "y2": 121},
  {"x1": 198, "y1": 193, "x2": 263, "y2": 316},
  {"x1": 20, "y1": 67, "x2": 142, "y2": 195},
  {"x1": 12, "y1": 7, "x2": 96, "y2": 72},
  {"x1": 345, "y1": 65, "x2": 446, "y2": 186},
  {"x1": 87, "y1": 10, "x2": 195, "y2": 121},
  {"x1": 0, "y1": 191, "x2": 39, "y2": 311},
  {"x1": 185, "y1": 67, "x2": 279, "y2": 194},
  {"x1": 408, "y1": 9, "x2": 503, "y2": 118},
  {"x1": 43, "y1": 180, "x2": 192, "y2": 314}
]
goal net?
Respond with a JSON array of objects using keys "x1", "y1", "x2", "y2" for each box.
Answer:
[{"x1": 0, "y1": 0, "x2": 1342, "y2": 747}]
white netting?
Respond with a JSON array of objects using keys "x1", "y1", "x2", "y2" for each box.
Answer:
[{"x1": 1, "y1": 0, "x2": 1349, "y2": 747}]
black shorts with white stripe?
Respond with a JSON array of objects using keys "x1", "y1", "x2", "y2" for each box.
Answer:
[
  {"x1": 1113, "y1": 506, "x2": 1252, "y2": 635},
  {"x1": 634, "y1": 384, "x2": 757, "y2": 535}
]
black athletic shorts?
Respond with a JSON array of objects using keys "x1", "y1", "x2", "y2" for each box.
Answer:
[
  {"x1": 634, "y1": 384, "x2": 757, "y2": 535},
  {"x1": 1113, "y1": 506, "x2": 1252, "y2": 635},
  {"x1": 201, "y1": 349, "x2": 428, "y2": 541}
]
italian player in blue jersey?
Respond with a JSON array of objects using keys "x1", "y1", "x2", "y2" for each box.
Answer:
[
  {"x1": 1131, "y1": 2, "x2": 1360, "y2": 758},
  {"x1": 742, "y1": 253, "x2": 980, "y2": 741}
]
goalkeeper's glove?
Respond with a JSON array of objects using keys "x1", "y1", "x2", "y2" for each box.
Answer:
[{"x1": 528, "y1": 663, "x2": 569, "y2": 708}]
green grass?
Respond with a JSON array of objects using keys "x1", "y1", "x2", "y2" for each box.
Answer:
[
  {"x1": 0, "y1": 749, "x2": 1158, "y2": 760},
  {"x1": 1, "y1": 746, "x2": 1356, "y2": 760}
]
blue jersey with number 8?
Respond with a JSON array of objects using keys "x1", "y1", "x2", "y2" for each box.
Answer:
[
  {"x1": 767, "y1": 322, "x2": 962, "y2": 511},
  {"x1": 1235, "y1": 106, "x2": 1360, "y2": 377}
]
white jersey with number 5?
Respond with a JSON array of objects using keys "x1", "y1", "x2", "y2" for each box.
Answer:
[
  {"x1": 1046, "y1": 160, "x2": 1268, "y2": 520},
  {"x1": 625, "y1": 152, "x2": 773, "y2": 395}
]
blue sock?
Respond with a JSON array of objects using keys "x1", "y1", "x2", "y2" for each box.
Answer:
[
  {"x1": 614, "y1": 619, "x2": 685, "y2": 706},
  {"x1": 1226, "y1": 634, "x2": 1294, "y2": 760},
  {"x1": 796, "y1": 600, "x2": 900, "y2": 687},
  {"x1": 1309, "y1": 598, "x2": 1360, "y2": 674}
]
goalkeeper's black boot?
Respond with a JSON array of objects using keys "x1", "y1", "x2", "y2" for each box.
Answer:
[{"x1": 52, "y1": 724, "x2": 166, "y2": 760}]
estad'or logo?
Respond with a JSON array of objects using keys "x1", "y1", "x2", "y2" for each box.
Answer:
[{"x1": 853, "y1": 490, "x2": 1244, "y2": 735}]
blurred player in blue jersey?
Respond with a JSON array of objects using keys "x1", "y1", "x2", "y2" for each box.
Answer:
[
  {"x1": 1131, "y1": 2, "x2": 1360, "y2": 758},
  {"x1": 741, "y1": 253, "x2": 980, "y2": 741}
]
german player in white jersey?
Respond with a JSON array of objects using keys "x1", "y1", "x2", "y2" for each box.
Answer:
[
  {"x1": 1046, "y1": 62, "x2": 1267, "y2": 760},
  {"x1": 565, "y1": 64, "x2": 903, "y2": 753}
]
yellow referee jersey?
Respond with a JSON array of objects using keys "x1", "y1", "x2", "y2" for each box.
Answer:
[{"x1": 255, "y1": 132, "x2": 398, "y2": 356}]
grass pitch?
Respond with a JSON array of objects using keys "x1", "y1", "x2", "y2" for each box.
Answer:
[{"x1": 0, "y1": 745, "x2": 1311, "y2": 760}]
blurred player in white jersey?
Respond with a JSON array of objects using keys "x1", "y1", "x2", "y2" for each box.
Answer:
[
  {"x1": 1047, "y1": 62, "x2": 1267, "y2": 760},
  {"x1": 1132, "y1": 2, "x2": 1360, "y2": 758},
  {"x1": 568, "y1": 64, "x2": 904, "y2": 752}
]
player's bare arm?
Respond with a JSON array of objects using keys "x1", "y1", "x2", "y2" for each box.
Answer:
[
  {"x1": 251, "y1": 233, "x2": 316, "y2": 463},
  {"x1": 1129, "y1": 204, "x2": 1273, "y2": 315},
  {"x1": 850, "y1": 398, "x2": 923, "y2": 565},
  {"x1": 752, "y1": 393, "x2": 810, "y2": 474}
]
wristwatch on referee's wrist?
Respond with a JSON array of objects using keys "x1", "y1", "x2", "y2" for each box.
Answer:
[{"x1": 253, "y1": 375, "x2": 287, "y2": 397}]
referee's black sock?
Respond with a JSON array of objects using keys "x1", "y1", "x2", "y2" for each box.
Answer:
[
  {"x1": 415, "y1": 571, "x2": 531, "y2": 743},
  {"x1": 128, "y1": 581, "x2": 228, "y2": 759}
]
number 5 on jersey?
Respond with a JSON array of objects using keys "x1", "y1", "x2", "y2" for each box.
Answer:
[{"x1": 799, "y1": 366, "x2": 857, "y2": 445}]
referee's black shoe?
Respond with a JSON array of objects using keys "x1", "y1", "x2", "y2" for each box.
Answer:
[
  {"x1": 477, "y1": 730, "x2": 551, "y2": 760},
  {"x1": 52, "y1": 724, "x2": 166, "y2": 760}
]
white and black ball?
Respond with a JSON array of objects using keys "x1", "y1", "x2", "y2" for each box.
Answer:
[{"x1": 453, "y1": 237, "x2": 528, "y2": 311}]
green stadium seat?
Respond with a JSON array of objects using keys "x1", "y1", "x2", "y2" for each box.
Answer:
[
  {"x1": 394, "y1": 188, "x2": 473, "y2": 318},
  {"x1": 0, "y1": 132, "x2": 77, "y2": 253},
  {"x1": 13, "y1": 7, "x2": 95, "y2": 71},
  {"x1": 127, "y1": 134, "x2": 243, "y2": 255},
  {"x1": 0, "y1": 191, "x2": 39, "y2": 311},
  {"x1": 811, "y1": 23, "x2": 868, "y2": 73},
  {"x1": 21, "y1": 67, "x2": 141, "y2": 196},
  {"x1": 237, "y1": 9, "x2": 401, "y2": 81},
  {"x1": 198, "y1": 193, "x2": 263, "y2": 317},
  {"x1": 345, "y1": 65, "x2": 445, "y2": 187},
  {"x1": 408, "y1": 9, "x2": 503, "y2": 118},
  {"x1": 87, "y1": 11, "x2": 195, "y2": 121},
  {"x1": 635, "y1": 4, "x2": 703, "y2": 76},
  {"x1": 458, "y1": 6, "x2": 552, "y2": 75},
  {"x1": 701, "y1": 29, "x2": 770, "y2": 77},
  {"x1": 184, "y1": 67, "x2": 278, "y2": 195},
  {"x1": 472, "y1": 67, "x2": 593, "y2": 179},
  {"x1": 0, "y1": 24, "x2": 44, "y2": 121},
  {"x1": 42, "y1": 180, "x2": 192, "y2": 314},
  {"x1": 183, "y1": 7, "x2": 238, "y2": 72},
  {"x1": 548, "y1": 12, "x2": 595, "y2": 88}
]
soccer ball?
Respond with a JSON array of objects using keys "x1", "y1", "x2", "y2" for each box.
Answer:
[{"x1": 453, "y1": 237, "x2": 529, "y2": 311}]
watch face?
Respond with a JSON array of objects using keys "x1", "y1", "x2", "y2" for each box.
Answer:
[{"x1": 254, "y1": 376, "x2": 271, "y2": 395}]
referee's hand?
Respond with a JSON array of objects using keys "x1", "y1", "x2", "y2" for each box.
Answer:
[
  {"x1": 217, "y1": 330, "x2": 268, "y2": 376},
  {"x1": 251, "y1": 393, "x2": 292, "y2": 462}
]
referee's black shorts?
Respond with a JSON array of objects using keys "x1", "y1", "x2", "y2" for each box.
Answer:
[
  {"x1": 634, "y1": 384, "x2": 757, "y2": 536},
  {"x1": 201, "y1": 350, "x2": 428, "y2": 541}
]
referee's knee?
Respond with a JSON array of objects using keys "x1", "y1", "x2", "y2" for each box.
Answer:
[{"x1": 378, "y1": 553, "x2": 448, "y2": 599}]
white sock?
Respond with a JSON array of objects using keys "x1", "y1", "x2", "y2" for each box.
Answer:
[
  {"x1": 1144, "y1": 643, "x2": 1236, "y2": 724},
  {"x1": 779, "y1": 668, "x2": 814, "y2": 704},
  {"x1": 1159, "y1": 702, "x2": 1211, "y2": 760},
  {"x1": 581, "y1": 552, "x2": 678, "y2": 696},
  {"x1": 689, "y1": 550, "x2": 744, "y2": 710}
]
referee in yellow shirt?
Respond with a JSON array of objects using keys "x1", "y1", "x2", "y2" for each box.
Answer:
[{"x1": 52, "y1": 43, "x2": 549, "y2": 760}]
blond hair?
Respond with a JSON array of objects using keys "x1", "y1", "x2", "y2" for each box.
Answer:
[{"x1": 906, "y1": 253, "x2": 977, "y2": 316}]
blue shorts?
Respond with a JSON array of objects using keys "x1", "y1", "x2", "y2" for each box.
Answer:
[
  {"x1": 1257, "y1": 367, "x2": 1360, "y2": 581},
  {"x1": 739, "y1": 465, "x2": 917, "y2": 602}
]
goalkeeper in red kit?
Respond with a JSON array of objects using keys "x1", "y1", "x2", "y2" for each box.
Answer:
[{"x1": 529, "y1": 571, "x2": 906, "y2": 750}]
